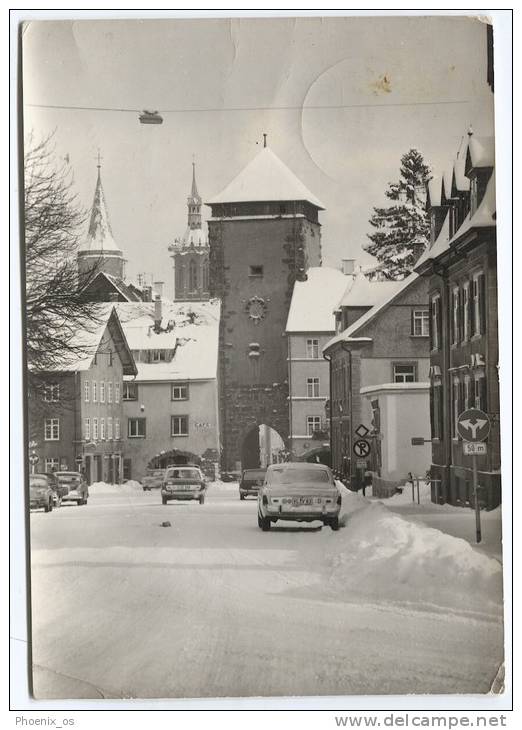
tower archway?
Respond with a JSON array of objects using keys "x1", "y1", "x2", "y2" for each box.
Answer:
[{"x1": 239, "y1": 423, "x2": 288, "y2": 470}]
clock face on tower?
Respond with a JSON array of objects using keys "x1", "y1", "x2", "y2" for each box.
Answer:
[{"x1": 245, "y1": 296, "x2": 267, "y2": 324}]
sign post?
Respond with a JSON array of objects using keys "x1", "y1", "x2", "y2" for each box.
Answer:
[{"x1": 457, "y1": 408, "x2": 491, "y2": 544}]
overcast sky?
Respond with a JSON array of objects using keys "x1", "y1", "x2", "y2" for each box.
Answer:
[{"x1": 22, "y1": 16, "x2": 495, "y2": 298}]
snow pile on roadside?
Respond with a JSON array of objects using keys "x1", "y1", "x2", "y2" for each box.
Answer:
[
  {"x1": 88, "y1": 480, "x2": 143, "y2": 494},
  {"x1": 328, "y1": 492, "x2": 503, "y2": 615},
  {"x1": 373, "y1": 479, "x2": 432, "y2": 504}
]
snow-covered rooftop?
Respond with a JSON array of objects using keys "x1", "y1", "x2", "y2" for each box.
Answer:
[
  {"x1": 337, "y1": 271, "x2": 401, "y2": 309},
  {"x1": 468, "y1": 136, "x2": 495, "y2": 169},
  {"x1": 116, "y1": 299, "x2": 221, "y2": 381},
  {"x1": 206, "y1": 147, "x2": 325, "y2": 209},
  {"x1": 286, "y1": 267, "x2": 352, "y2": 333},
  {"x1": 414, "y1": 209, "x2": 450, "y2": 269},
  {"x1": 324, "y1": 274, "x2": 416, "y2": 351},
  {"x1": 427, "y1": 176, "x2": 442, "y2": 207},
  {"x1": 79, "y1": 169, "x2": 121, "y2": 253}
]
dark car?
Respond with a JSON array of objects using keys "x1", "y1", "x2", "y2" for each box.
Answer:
[
  {"x1": 161, "y1": 466, "x2": 207, "y2": 505},
  {"x1": 220, "y1": 470, "x2": 241, "y2": 483},
  {"x1": 29, "y1": 474, "x2": 55, "y2": 513},
  {"x1": 239, "y1": 468, "x2": 267, "y2": 500},
  {"x1": 257, "y1": 462, "x2": 341, "y2": 531},
  {"x1": 54, "y1": 471, "x2": 89, "y2": 505}
]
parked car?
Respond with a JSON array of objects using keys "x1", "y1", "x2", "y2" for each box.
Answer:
[
  {"x1": 239, "y1": 468, "x2": 267, "y2": 500},
  {"x1": 257, "y1": 462, "x2": 341, "y2": 531},
  {"x1": 29, "y1": 474, "x2": 55, "y2": 513},
  {"x1": 161, "y1": 466, "x2": 207, "y2": 505},
  {"x1": 142, "y1": 469, "x2": 166, "y2": 491},
  {"x1": 54, "y1": 471, "x2": 89, "y2": 505}
]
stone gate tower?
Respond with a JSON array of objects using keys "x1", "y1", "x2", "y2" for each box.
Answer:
[{"x1": 206, "y1": 144, "x2": 324, "y2": 469}]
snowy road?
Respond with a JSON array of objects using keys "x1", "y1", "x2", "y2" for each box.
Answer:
[{"x1": 29, "y1": 486, "x2": 503, "y2": 699}]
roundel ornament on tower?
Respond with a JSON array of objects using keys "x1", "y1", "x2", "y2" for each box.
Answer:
[{"x1": 245, "y1": 296, "x2": 267, "y2": 324}]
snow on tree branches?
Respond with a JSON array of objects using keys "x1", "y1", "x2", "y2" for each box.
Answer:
[{"x1": 363, "y1": 149, "x2": 431, "y2": 280}]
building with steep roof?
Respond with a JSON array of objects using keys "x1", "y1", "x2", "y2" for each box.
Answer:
[
  {"x1": 77, "y1": 158, "x2": 126, "y2": 284},
  {"x1": 415, "y1": 132, "x2": 500, "y2": 510},
  {"x1": 168, "y1": 162, "x2": 210, "y2": 301},
  {"x1": 207, "y1": 141, "x2": 323, "y2": 470}
]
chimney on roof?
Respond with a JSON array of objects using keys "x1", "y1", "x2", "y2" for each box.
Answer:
[
  {"x1": 154, "y1": 294, "x2": 162, "y2": 327},
  {"x1": 341, "y1": 258, "x2": 355, "y2": 276},
  {"x1": 153, "y1": 281, "x2": 164, "y2": 298}
]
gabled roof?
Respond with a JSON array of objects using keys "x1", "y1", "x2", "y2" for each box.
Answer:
[
  {"x1": 337, "y1": 271, "x2": 401, "y2": 309},
  {"x1": 80, "y1": 167, "x2": 121, "y2": 253},
  {"x1": 116, "y1": 299, "x2": 221, "y2": 381},
  {"x1": 206, "y1": 147, "x2": 325, "y2": 209},
  {"x1": 427, "y1": 176, "x2": 442, "y2": 208},
  {"x1": 414, "y1": 209, "x2": 450, "y2": 269},
  {"x1": 286, "y1": 267, "x2": 351, "y2": 333},
  {"x1": 324, "y1": 273, "x2": 418, "y2": 351},
  {"x1": 466, "y1": 136, "x2": 495, "y2": 173},
  {"x1": 83, "y1": 271, "x2": 143, "y2": 302},
  {"x1": 55, "y1": 305, "x2": 137, "y2": 375}
]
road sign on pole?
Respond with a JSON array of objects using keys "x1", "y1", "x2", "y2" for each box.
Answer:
[
  {"x1": 457, "y1": 408, "x2": 490, "y2": 442},
  {"x1": 457, "y1": 408, "x2": 490, "y2": 544},
  {"x1": 353, "y1": 439, "x2": 371, "y2": 458},
  {"x1": 355, "y1": 424, "x2": 370, "y2": 439}
]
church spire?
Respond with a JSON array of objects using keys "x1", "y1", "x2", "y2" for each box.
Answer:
[
  {"x1": 187, "y1": 157, "x2": 202, "y2": 230},
  {"x1": 81, "y1": 154, "x2": 120, "y2": 252}
]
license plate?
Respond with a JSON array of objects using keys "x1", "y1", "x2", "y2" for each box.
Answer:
[{"x1": 293, "y1": 497, "x2": 314, "y2": 506}]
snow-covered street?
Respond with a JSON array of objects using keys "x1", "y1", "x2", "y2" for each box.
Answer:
[{"x1": 30, "y1": 482, "x2": 503, "y2": 700}]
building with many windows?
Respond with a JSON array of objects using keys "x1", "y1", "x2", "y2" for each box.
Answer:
[
  {"x1": 415, "y1": 133, "x2": 499, "y2": 509},
  {"x1": 115, "y1": 298, "x2": 221, "y2": 481},
  {"x1": 323, "y1": 272, "x2": 430, "y2": 493},
  {"x1": 28, "y1": 306, "x2": 137, "y2": 484},
  {"x1": 286, "y1": 265, "x2": 354, "y2": 459}
]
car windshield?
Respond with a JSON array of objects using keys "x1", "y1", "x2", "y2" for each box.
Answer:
[
  {"x1": 30, "y1": 477, "x2": 48, "y2": 488},
  {"x1": 166, "y1": 468, "x2": 201, "y2": 480},
  {"x1": 267, "y1": 468, "x2": 331, "y2": 484},
  {"x1": 243, "y1": 470, "x2": 266, "y2": 480}
]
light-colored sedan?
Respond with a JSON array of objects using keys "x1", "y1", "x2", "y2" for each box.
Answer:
[
  {"x1": 257, "y1": 462, "x2": 341, "y2": 531},
  {"x1": 161, "y1": 466, "x2": 207, "y2": 505},
  {"x1": 142, "y1": 469, "x2": 166, "y2": 491}
]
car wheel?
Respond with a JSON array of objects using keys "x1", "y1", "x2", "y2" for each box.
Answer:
[
  {"x1": 330, "y1": 517, "x2": 340, "y2": 531},
  {"x1": 44, "y1": 502, "x2": 50, "y2": 513},
  {"x1": 162, "y1": 497, "x2": 167, "y2": 505},
  {"x1": 257, "y1": 512, "x2": 263, "y2": 528},
  {"x1": 48, "y1": 500, "x2": 53, "y2": 512},
  {"x1": 199, "y1": 495, "x2": 205, "y2": 505},
  {"x1": 240, "y1": 494, "x2": 245, "y2": 500},
  {"x1": 261, "y1": 515, "x2": 271, "y2": 531}
]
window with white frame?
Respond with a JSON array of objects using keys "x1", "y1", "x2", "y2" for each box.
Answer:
[
  {"x1": 114, "y1": 418, "x2": 121, "y2": 440},
  {"x1": 44, "y1": 418, "x2": 60, "y2": 441},
  {"x1": 45, "y1": 457, "x2": 59, "y2": 472},
  {"x1": 306, "y1": 338, "x2": 320, "y2": 359},
  {"x1": 107, "y1": 417, "x2": 113, "y2": 440},
  {"x1": 150, "y1": 350, "x2": 168, "y2": 363},
  {"x1": 306, "y1": 415, "x2": 322, "y2": 436},
  {"x1": 100, "y1": 381, "x2": 106, "y2": 403},
  {"x1": 412, "y1": 309, "x2": 429, "y2": 337},
  {"x1": 393, "y1": 363, "x2": 416, "y2": 383},
  {"x1": 128, "y1": 418, "x2": 146, "y2": 438},
  {"x1": 430, "y1": 295, "x2": 441, "y2": 350},
  {"x1": 115, "y1": 382, "x2": 121, "y2": 403},
  {"x1": 45, "y1": 456, "x2": 60, "y2": 472},
  {"x1": 472, "y1": 271, "x2": 486, "y2": 336},
  {"x1": 474, "y1": 372, "x2": 487, "y2": 410},
  {"x1": 100, "y1": 418, "x2": 106, "y2": 440},
  {"x1": 84, "y1": 381, "x2": 90, "y2": 403},
  {"x1": 307, "y1": 377, "x2": 320, "y2": 398},
  {"x1": 171, "y1": 415, "x2": 189, "y2": 436},
  {"x1": 462, "y1": 282, "x2": 470, "y2": 341},
  {"x1": 84, "y1": 418, "x2": 90, "y2": 441},
  {"x1": 43, "y1": 383, "x2": 60, "y2": 402},
  {"x1": 452, "y1": 287, "x2": 460, "y2": 345},
  {"x1": 123, "y1": 382, "x2": 137, "y2": 401},
  {"x1": 171, "y1": 383, "x2": 189, "y2": 401},
  {"x1": 107, "y1": 382, "x2": 113, "y2": 403},
  {"x1": 92, "y1": 418, "x2": 98, "y2": 440},
  {"x1": 92, "y1": 381, "x2": 98, "y2": 403}
]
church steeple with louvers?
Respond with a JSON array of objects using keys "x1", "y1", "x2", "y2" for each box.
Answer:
[{"x1": 168, "y1": 160, "x2": 210, "y2": 300}]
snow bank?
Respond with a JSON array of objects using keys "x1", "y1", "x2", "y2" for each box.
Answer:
[
  {"x1": 208, "y1": 479, "x2": 239, "y2": 492},
  {"x1": 88, "y1": 480, "x2": 143, "y2": 494},
  {"x1": 329, "y1": 490, "x2": 503, "y2": 616}
]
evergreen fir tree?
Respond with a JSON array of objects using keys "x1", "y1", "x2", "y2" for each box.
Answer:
[{"x1": 363, "y1": 149, "x2": 431, "y2": 280}]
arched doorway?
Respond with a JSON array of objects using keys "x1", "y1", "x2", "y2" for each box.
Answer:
[
  {"x1": 240, "y1": 424, "x2": 287, "y2": 470},
  {"x1": 147, "y1": 449, "x2": 201, "y2": 470}
]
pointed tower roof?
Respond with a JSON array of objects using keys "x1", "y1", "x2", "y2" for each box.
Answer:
[
  {"x1": 80, "y1": 160, "x2": 121, "y2": 252},
  {"x1": 189, "y1": 161, "x2": 201, "y2": 203},
  {"x1": 207, "y1": 146, "x2": 325, "y2": 209}
]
